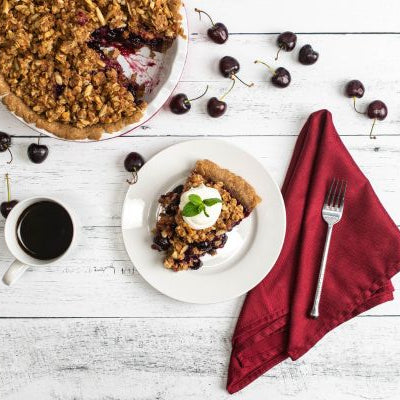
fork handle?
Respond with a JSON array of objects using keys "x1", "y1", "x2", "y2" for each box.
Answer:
[{"x1": 310, "y1": 225, "x2": 333, "y2": 318}]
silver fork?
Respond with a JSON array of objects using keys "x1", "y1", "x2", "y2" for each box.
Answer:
[{"x1": 310, "y1": 179, "x2": 347, "y2": 318}]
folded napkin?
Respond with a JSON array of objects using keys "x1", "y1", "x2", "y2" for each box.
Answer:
[{"x1": 227, "y1": 109, "x2": 400, "y2": 394}]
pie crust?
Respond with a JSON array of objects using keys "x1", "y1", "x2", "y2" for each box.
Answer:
[
  {"x1": 0, "y1": 0, "x2": 183, "y2": 140},
  {"x1": 194, "y1": 160, "x2": 262, "y2": 212}
]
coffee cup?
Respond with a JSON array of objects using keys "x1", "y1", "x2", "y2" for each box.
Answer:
[{"x1": 2, "y1": 197, "x2": 76, "y2": 286}]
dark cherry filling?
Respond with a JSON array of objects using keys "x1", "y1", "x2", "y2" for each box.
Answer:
[
  {"x1": 76, "y1": 10, "x2": 89, "y2": 26},
  {"x1": 172, "y1": 184, "x2": 184, "y2": 194},
  {"x1": 152, "y1": 235, "x2": 170, "y2": 251},
  {"x1": 89, "y1": 26, "x2": 172, "y2": 56},
  {"x1": 54, "y1": 84, "x2": 65, "y2": 99},
  {"x1": 190, "y1": 259, "x2": 203, "y2": 270},
  {"x1": 86, "y1": 26, "x2": 169, "y2": 101},
  {"x1": 153, "y1": 184, "x2": 247, "y2": 271}
]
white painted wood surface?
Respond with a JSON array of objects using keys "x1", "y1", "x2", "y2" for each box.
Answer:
[{"x1": 1, "y1": 1, "x2": 400, "y2": 399}]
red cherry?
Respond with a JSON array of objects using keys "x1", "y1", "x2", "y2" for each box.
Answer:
[
  {"x1": 254, "y1": 60, "x2": 291, "y2": 88},
  {"x1": 207, "y1": 97, "x2": 227, "y2": 118},
  {"x1": 275, "y1": 31, "x2": 297, "y2": 60},
  {"x1": 195, "y1": 8, "x2": 228, "y2": 44},
  {"x1": 0, "y1": 174, "x2": 18, "y2": 218},
  {"x1": 367, "y1": 100, "x2": 388, "y2": 139}
]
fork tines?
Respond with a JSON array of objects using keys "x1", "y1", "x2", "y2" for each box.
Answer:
[{"x1": 325, "y1": 179, "x2": 347, "y2": 210}]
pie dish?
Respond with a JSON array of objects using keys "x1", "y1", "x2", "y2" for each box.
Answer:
[
  {"x1": 0, "y1": 0, "x2": 184, "y2": 140},
  {"x1": 151, "y1": 160, "x2": 262, "y2": 271},
  {"x1": 121, "y1": 139, "x2": 286, "y2": 303}
]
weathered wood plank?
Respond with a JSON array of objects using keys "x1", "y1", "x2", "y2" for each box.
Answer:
[
  {"x1": 187, "y1": 0, "x2": 400, "y2": 33},
  {"x1": 0, "y1": 317, "x2": 399, "y2": 400},
  {"x1": 1, "y1": 136, "x2": 399, "y2": 226},
  {"x1": 1, "y1": 225, "x2": 398, "y2": 317}
]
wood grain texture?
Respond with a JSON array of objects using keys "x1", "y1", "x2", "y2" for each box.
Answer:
[
  {"x1": 187, "y1": 0, "x2": 400, "y2": 33},
  {"x1": 1, "y1": 0, "x2": 400, "y2": 398},
  {"x1": 0, "y1": 317, "x2": 399, "y2": 400}
]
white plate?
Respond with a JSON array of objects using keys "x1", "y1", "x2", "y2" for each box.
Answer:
[
  {"x1": 121, "y1": 139, "x2": 286, "y2": 304},
  {"x1": 4, "y1": 7, "x2": 188, "y2": 142}
]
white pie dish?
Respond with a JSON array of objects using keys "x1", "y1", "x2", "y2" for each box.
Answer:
[{"x1": 0, "y1": 6, "x2": 188, "y2": 142}]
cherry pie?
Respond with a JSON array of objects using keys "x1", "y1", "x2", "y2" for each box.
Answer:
[{"x1": 0, "y1": 0, "x2": 183, "y2": 140}]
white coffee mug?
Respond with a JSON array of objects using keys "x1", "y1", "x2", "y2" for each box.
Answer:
[{"x1": 2, "y1": 196, "x2": 76, "y2": 286}]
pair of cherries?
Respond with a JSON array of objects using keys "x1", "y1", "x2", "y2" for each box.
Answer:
[
  {"x1": 345, "y1": 80, "x2": 388, "y2": 139},
  {"x1": 170, "y1": 56, "x2": 253, "y2": 118},
  {"x1": 0, "y1": 131, "x2": 49, "y2": 165},
  {"x1": 275, "y1": 31, "x2": 319, "y2": 65},
  {"x1": 1, "y1": 132, "x2": 50, "y2": 219}
]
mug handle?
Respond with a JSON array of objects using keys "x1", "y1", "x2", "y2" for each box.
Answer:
[{"x1": 2, "y1": 260, "x2": 29, "y2": 286}]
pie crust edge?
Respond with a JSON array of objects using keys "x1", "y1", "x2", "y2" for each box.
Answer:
[
  {"x1": 194, "y1": 159, "x2": 262, "y2": 211},
  {"x1": 0, "y1": 74, "x2": 146, "y2": 140}
]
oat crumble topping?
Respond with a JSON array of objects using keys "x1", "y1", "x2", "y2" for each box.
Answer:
[{"x1": 0, "y1": 0, "x2": 183, "y2": 139}]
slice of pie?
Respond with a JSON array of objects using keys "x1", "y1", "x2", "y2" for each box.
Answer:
[
  {"x1": 0, "y1": 0, "x2": 184, "y2": 140},
  {"x1": 152, "y1": 160, "x2": 262, "y2": 271}
]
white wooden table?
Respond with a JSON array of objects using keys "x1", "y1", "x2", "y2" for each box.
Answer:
[{"x1": 1, "y1": 1, "x2": 400, "y2": 398}]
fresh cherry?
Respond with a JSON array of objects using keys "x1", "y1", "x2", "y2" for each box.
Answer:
[
  {"x1": 275, "y1": 31, "x2": 297, "y2": 60},
  {"x1": 219, "y1": 56, "x2": 254, "y2": 87},
  {"x1": 254, "y1": 60, "x2": 291, "y2": 88},
  {"x1": 219, "y1": 56, "x2": 239, "y2": 78},
  {"x1": 367, "y1": 100, "x2": 388, "y2": 139},
  {"x1": 1, "y1": 174, "x2": 18, "y2": 218},
  {"x1": 0, "y1": 132, "x2": 13, "y2": 164},
  {"x1": 124, "y1": 152, "x2": 145, "y2": 184},
  {"x1": 207, "y1": 97, "x2": 227, "y2": 118},
  {"x1": 299, "y1": 44, "x2": 319, "y2": 65},
  {"x1": 27, "y1": 136, "x2": 49, "y2": 164},
  {"x1": 169, "y1": 86, "x2": 209, "y2": 114},
  {"x1": 346, "y1": 80, "x2": 365, "y2": 98},
  {"x1": 345, "y1": 80, "x2": 365, "y2": 114},
  {"x1": 195, "y1": 8, "x2": 228, "y2": 44},
  {"x1": 207, "y1": 77, "x2": 236, "y2": 118},
  {"x1": 272, "y1": 67, "x2": 291, "y2": 88}
]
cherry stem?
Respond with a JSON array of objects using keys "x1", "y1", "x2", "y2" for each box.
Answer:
[
  {"x1": 254, "y1": 60, "x2": 276, "y2": 76},
  {"x1": 233, "y1": 74, "x2": 254, "y2": 88},
  {"x1": 187, "y1": 85, "x2": 209, "y2": 103},
  {"x1": 127, "y1": 170, "x2": 138, "y2": 185},
  {"x1": 369, "y1": 118, "x2": 377, "y2": 140},
  {"x1": 220, "y1": 77, "x2": 236, "y2": 101},
  {"x1": 352, "y1": 97, "x2": 365, "y2": 114},
  {"x1": 6, "y1": 147, "x2": 13, "y2": 164},
  {"x1": 194, "y1": 8, "x2": 214, "y2": 26},
  {"x1": 38, "y1": 133, "x2": 42, "y2": 145},
  {"x1": 275, "y1": 45, "x2": 283, "y2": 61},
  {"x1": 5, "y1": 173, "x2": 10, "y2": 202}
]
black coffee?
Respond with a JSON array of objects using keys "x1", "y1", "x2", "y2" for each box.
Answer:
[{"x1": 16, "y1": 201, "x2": 74, "y2": 260}]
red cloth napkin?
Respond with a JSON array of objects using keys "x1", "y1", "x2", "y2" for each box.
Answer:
[{"x1": 227, "y1": 109, "x2": 400, "y2": 394}]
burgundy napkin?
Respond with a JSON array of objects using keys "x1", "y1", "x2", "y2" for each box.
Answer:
[{"x1": 227, "y1": 109, "x2": 400, "y2": 394}]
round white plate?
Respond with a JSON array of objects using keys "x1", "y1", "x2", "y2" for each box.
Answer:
[
  {"x1": 121, "y1": 139, "x2": 286, "y2": 304},
  {"x1": 4, "y1": 7, "x2": 188, "y2": 142}
]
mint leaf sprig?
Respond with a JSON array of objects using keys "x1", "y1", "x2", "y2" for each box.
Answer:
[{"x1": 182, "y1": 194, "x2": 222, "y2": 218}]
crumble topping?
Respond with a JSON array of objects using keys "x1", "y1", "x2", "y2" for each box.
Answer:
[
  {"x1": 0, "y1": 0, "x2": 183, "y2": 139},
  {"x1": 152, "y1": 171, "x2": 246, "y2": 272}
]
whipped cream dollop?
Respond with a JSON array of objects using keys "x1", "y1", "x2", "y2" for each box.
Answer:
[{"x1": 179, "y1": 184, "x2": 222, "y2": 230}]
